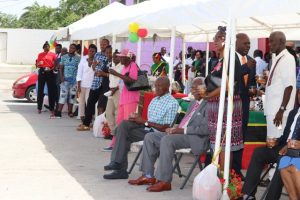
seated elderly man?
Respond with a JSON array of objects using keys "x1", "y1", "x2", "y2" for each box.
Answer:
[
  {"x1": 128, "y1": 77, "x2": 210, "y2": 192},
  {"x1": 103, "y1": 77, "x2": 179, "y2": 179},
  {"x1": 242, "y1": 90, "x2": 300, "y2": 200}
]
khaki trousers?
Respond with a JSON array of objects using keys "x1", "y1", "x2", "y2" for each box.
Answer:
[
  {"x1": 105, "y1": 90, "x2": 120, "y2": 134},
  {"x1": 78, "y1": 87, "x2": 90, "y2": 117}
]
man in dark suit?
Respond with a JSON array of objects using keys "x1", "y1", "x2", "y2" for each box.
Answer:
[
  {"x1": 127, "y1": 77, "x2": 210, "y2": 192},
  {"x1": 232, "y1": 33, "x2": 257, "y2": 179}
]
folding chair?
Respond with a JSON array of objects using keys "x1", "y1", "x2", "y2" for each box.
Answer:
[
  {"x1": 127, "y1": 107, "x2": 183, "y2": 174},
  {"x1": 245, "y1": 163, "x2": 275, "y2": 200},
  {"x1": 128, "y1": 141, "x2": 144, "y2": 174},
  {"x1": 172, "y1": 148, "x2": 208, "y2": 189}
]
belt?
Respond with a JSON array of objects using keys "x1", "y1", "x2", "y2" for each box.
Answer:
[
  {"x1": 286, "y1": 149, "x2": 300, "y2": 157},
  {"x1": 40, "y1": 67, "x2": 53, "y2": 71}
]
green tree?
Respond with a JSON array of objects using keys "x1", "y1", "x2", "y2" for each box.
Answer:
[
  {"x1": 57, "y1": 0, "x2": 109, "y2": 27},
  {"x1": 18, "y1": 2, "x2": 58, "y2": 29},
  {"x1": 0, "y1": 12, "x2": 19, "y2": 28},
  {"x1": 0, "y1": 0, "x2": 109, "y2": 29}
]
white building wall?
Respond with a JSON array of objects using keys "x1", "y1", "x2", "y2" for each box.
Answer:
[{"x1": 0, "y1": 29, "x2": 55, "y2": 65}]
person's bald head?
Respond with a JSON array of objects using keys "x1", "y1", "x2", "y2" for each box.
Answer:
[
  {"x1": 269, "y1": 31, "x2": 286, "y2": 55},
  {"x1": 154, "y1": 77, "x2": 170, "y2": 97},
  {"x1": 236, "y1": 33, "x2": 250, "y2": 56},
  {"x1": 191, "y1": 77, "x2": 205, "y2": 100}
]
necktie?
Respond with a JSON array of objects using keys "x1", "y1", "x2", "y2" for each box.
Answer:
[
  {"x1": 179, "y1": 102, "x2": 200, "y2": 128},
  {"x1": 242, "y1": 56, "x2": 248, "y2": 86}
]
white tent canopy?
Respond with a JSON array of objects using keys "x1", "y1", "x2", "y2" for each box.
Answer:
[
  {"x1": 54, "y1": 2, "x2": 126, "y2": 40},
  {"x1": 69, "y1": 0, "x2": 300, "y2": 41}
]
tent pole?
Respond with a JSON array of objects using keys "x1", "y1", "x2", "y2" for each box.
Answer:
[
  {"x1": 182, "y1": 35, "x2": 187, "y2": 94},
  {"x1": 222, "y1": 18, "x2": 237, "y2": 200},
  {"x1": 96, "y1": 38, "x2": 100, "y2": 52},
  {"x1": 169, "y1": 26, "x2": 176, "y2": 91},
  {"x1": 205, "y1": 34, "x2": 209, "y2": 77},
  {"x1": 213, "y1": 19, "x2": 232, "y2": 172},
  {"x1": 81, "y1": 40, "x2": 84, "y2": 57},
  {"x1": 136, "y1": 38, "x2": 142, "y2": 66},
  {"x1": 112, "y1": 34, "x2": 117, "y2": 54}
]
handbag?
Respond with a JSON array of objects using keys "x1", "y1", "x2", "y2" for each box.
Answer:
[
  {"x1": 204, "y1": 74, "x2": 222, "y2": 92},
  {"x1": 125, "y1": 63, "x2": 150, "y2": 91}
]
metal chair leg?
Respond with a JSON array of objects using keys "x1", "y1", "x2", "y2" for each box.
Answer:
[
  {"x1": 173, "y1": 153, "x2": 183, "y2": 177},
  {"x1": 246, "y1": 163, "x2": 274, "y2": 200},
  {"x1": 127, "y1": 146, "x2": 143, "y2": 174},
  {"x1": 180, "y1": 156, "x2": 199, "y2": 189}
]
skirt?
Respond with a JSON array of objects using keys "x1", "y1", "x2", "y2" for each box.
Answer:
[{"x1": 208, "y1": 95, "x2": 243, "y2": 151}]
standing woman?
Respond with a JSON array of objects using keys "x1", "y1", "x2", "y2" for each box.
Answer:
[
  {"x1": 203, "y1": 26, "x2": 243, "y2": 170},
  {"x1": 191, "y1": 50, "x2": 205, "y2": 77},
  {"x1": 108, "y1": 49, "x2": 140, "y2": 128},
  {"x1": 36, "y1": 41, "x2": 57, "y2": 117},
  {"x1": 151, "y1": 53, "x2": 169, "y2": 77}
]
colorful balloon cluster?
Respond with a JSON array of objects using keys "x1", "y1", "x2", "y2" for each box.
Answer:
[
  {"x1": 128, "y1": 22, "x2": 148, "y2": 43},
  {"x1": 49, "y1": 35, "x2": 57, "y2": 50}
]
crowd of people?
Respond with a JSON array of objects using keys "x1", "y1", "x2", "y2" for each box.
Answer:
[{"x1": 34, "y1": 26, "x2": 300, "y2": 199}]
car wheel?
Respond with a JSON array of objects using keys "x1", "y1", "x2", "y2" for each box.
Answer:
[{"x1": 26, "y1": 85, "x2": 37, "y2": 103}]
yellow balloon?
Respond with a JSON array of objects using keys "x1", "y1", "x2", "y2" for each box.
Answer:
[{"x1": 129, "y1": 22, "x2": 140, "y2": 33}]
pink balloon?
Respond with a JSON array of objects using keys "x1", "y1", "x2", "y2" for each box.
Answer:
[{"x1": 137, "y1": 28, "x2": 148, "y2": 38}]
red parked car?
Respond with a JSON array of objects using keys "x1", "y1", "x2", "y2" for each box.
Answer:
[{"x1": 12, "y1": 72, "x2": 38, "y2": 103}]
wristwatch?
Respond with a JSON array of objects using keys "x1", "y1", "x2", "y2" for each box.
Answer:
[
  {"x1": 279, "y1": 106, "x2": 286, "y2": 111},
  {"x1": 144, "y1": 121, "x2": 149, "y2": 127}
]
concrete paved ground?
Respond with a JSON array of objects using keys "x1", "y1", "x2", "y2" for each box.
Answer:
[{"x1": 0, "y1": 65, "x2": 288, "y2": 200}]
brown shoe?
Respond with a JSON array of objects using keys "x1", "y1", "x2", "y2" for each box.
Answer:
[
  {"x1": 77, "y1": 124, "x2": 90, "y2": 131},
  {"x1": 128, "y1": 175, "x2": 156, "y2": 185},
  {"x1": 146, "y1": 181, "x2": 171, "y2": 192}
]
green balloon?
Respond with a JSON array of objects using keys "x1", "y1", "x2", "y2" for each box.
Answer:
[{"x1": 128, "y1": 32, "x2": 139, "y2": 43}]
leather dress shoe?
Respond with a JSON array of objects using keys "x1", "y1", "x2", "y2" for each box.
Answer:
[
  {"x1": 103, "y1": 170, "x2": 129, "y2": 179},
  {"x1": 128, "y1": 175, "x2": 156, "y2": 185},
  {"x1": 146, "y1": 181, "x2": 171, "y2": 192},
  {"x1": 104, "y1": 162, "x2": 122, "y2": 171}
]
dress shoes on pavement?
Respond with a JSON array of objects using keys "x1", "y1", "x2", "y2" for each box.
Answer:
[
  {"x1": 146, "y1": 181, "x2": 171, "y2": 192},
  {"x1": 104, "y1": 162, "x2": 122, "y2": 171},
  {"x1": 103, "y1": 170, "x2": 129, "y2": 179},
  {"x1": 128, "y1": 175, "x2": 156, "y2": 185}
]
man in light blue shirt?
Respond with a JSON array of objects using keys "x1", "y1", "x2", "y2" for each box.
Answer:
[{"x1": 103, "y1": 77, "x2": 179, "y2": 180}]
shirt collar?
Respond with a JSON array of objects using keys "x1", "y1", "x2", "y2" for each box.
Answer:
[
  {"x1": 157, "y1": 93, "x2": 171, "y2": 100},
  {"x1": 236, "y1": 52, "x2": 247, "y2": 64},
  {"x1": 273, "y1": 49, "x2": 287, "y2": 60}
]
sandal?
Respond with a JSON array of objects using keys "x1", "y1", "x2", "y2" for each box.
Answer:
[{"x1": 77, "y1": 124, "x2": 90, "y2": 131}]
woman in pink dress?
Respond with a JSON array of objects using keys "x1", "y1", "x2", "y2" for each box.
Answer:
[{"x1": 106, "y1": 49, "x2": 140, "y2": 150}]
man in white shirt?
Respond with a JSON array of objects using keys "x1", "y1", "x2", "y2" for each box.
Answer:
[
  {"x1": 76, "y1": 44, "x2": 97, "y2": 121},
  {"x1": 265, "y1": 31, "x2": 296, "y2": 140},
  {"x1": 160, "y1": 47, "x2": 170, "y2": 63},
  {"x1": 253, "y1": 49, "x2": 268, "y2": 75},
  {"x1": 186, "y1": 52, "x2": 195, "y2": 94}
]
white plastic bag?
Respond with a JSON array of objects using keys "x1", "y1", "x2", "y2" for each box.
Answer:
[
  {"x1": 93, "y1": 113, "x2": 106, "y2": 138},
  {"x1": 193, "y1": 164, "x2": 222, "y2": 200}
]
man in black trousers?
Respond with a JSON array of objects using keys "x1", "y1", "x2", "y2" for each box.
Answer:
[{"x1": 232, "y1": 33, "x2": 257, "y2": 179}]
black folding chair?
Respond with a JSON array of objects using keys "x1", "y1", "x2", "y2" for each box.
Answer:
[
  {"x1": 172, "y1": 149, "x2": 208, "y2": 189},
  {"x1": 245, "y1": 163, "x2": 274, "y2": 200}
]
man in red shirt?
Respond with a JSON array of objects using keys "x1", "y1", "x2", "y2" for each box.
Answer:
[{"x1": 36, "y1": 41, "x2": 57, "y2": 118}]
